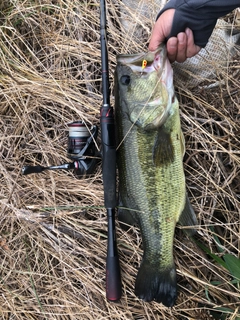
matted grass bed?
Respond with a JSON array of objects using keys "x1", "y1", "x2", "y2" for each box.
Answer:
[{"x1": 0, "y1": 1, "x2": 240, "y2": 319}]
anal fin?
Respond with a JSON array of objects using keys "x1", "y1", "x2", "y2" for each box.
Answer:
[
  {"x1": 178, "y1": 194, "x2": 197, "y2": 236},
  {"x1": 117, "y1": 203, "x2": 138, "y2": 231}
]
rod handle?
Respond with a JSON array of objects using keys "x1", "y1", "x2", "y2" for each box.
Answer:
[
  {"x1": 106, "y1": 255, "x2": 122, "y2": 301},
  {"x1": 106, "y1": 208, "x2": 121, "y2": 301}
]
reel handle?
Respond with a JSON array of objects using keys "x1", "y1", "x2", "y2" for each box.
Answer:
[{"x1": 22, "y1": 163, "x2": 74, "y2": 175}]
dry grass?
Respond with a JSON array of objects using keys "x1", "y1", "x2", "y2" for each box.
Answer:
[{"x1": 0, "y1": 1, "x2": 240, "y2": 319}]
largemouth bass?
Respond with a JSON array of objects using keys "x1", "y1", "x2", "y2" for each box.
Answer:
[{"x1": 115, "y1": 45, "x2": 197, "y2": 307}]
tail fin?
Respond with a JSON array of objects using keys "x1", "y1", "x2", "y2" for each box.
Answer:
[{"x1": 135, "y1": 259, "x2": 177, "y2": 307}]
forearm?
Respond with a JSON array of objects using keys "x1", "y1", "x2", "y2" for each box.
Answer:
[{"x1": 157, "y1": 0, "x2": 240, "y2": 47}]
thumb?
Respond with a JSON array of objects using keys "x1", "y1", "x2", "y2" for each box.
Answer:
[
  {"x1": 148, "y1": 23, "x2": 165, "y2": 51},
  {"x1": 148, "y1": 9, "x2": 175, "y2": 51}
]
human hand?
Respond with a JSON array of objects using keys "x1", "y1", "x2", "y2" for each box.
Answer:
[{"x1": 148, "y1": 9, "x2": 201, "y2": 63}]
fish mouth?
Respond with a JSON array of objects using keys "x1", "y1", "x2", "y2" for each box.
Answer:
[
  {"x1": 117, "y1": 45, "x2": 166, "y2": 61},
  {"x1": 117, "y1": 45, "x2": 167, "y2": 74}
]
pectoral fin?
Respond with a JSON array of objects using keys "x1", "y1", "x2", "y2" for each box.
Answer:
[
  {"x1": 178, "y1": 195, "x2": 197, "y2": 236},
  {"x1": 153, "y1": 126, "x2": 174, "y2": 166}
]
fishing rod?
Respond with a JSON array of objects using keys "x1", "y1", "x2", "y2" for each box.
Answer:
[
  {"x1": 21, "y1": 0, "x2": 122, "y2": 301},
  {"x1": 100, "y1": 0, "x2": 122, "y2": 301}
]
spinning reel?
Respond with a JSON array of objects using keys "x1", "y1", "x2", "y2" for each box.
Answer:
[{"x1": 22, "y1": 121, "x2": 99, "y2": 178}]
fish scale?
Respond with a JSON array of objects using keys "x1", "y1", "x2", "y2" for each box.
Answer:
[
  {"x1": 121, "y1": 100, "x2": 185, "y2": 262},
  {"x1": 115, "y1": 45, "x2": 197, "y2": 307}
]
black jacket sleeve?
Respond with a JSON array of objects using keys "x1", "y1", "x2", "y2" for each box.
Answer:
[{"x1": 157, "y1": 0, "x2": 240, "y2": 47}]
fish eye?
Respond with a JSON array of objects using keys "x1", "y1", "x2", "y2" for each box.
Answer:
[{"x1": 120, "y1": 75, "x2": 131, "y2": 85}]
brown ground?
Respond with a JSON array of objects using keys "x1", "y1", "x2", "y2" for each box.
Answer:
[{"x1": 0, "y1": 1, "x2": 240, "y2": 319}]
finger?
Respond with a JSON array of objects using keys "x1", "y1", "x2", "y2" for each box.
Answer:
[
  {"x1": 175, "y1": 32, "x2": 187, "y2": 63},
  {"x1": 166, "y1": 37, "x2": 178, "y2": 62},
  {"x1": 186, "y1": 28, "x2": 201, "y2": 58}
]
